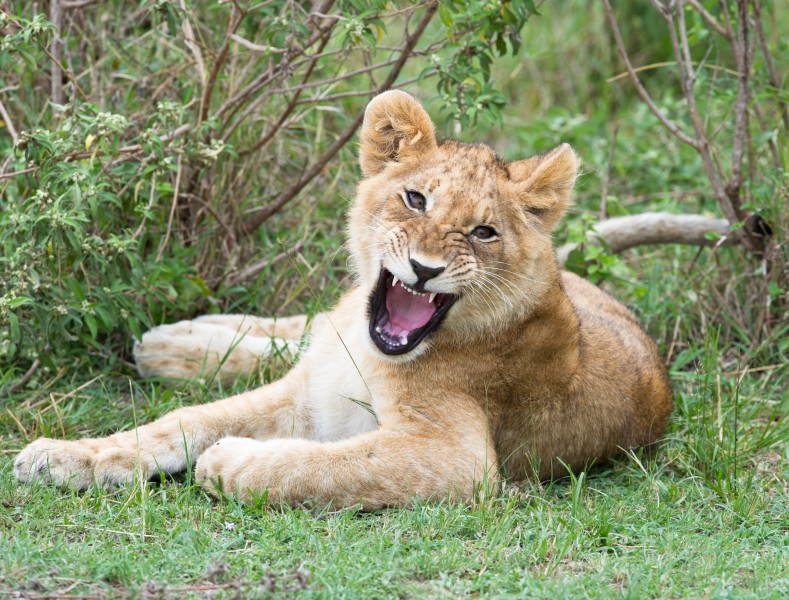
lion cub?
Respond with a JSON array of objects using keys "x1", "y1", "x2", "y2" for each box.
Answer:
[{"x1": 14, "y1": 91, "x2": 672, "y2": 509}]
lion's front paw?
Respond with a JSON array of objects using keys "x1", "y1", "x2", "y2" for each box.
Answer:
[
  {"x1": 14, "y1": 438, "x2": 98, "y2": 490},
  {"x1": 195, "y1": 437, "x2": 258, "y2": 499}
]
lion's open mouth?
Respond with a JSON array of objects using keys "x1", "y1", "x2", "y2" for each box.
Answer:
[{"x1": 368, "y1": 268, "x2": 457, "y2": 355}]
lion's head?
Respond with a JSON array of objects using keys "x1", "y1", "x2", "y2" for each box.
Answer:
[{"x1": 348, "y1": 91, "x2": 579, "y2": 359}]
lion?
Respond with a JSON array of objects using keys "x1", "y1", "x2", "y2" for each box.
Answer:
[{"x1": 14, "y1": 91, "x2": 672, "y2": 509}]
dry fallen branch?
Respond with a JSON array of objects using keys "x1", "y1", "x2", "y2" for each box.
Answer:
[{"x1": 556, "y1": 212, "x2": 732, "y2": 266}]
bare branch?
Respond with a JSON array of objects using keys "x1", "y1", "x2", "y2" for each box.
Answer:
[
  {"x1": 599, "y1": 124, "x2": 618, "y2": 220},
  {"x1": 0, "y1": 168, "x2": 36, "y2": 181},
  {"x1": 64, "y1": 124, "x2": 193, "y2": 161},
  {"x1": 234, "y1": 29, "x2": 333, "y2": 153},
  {"x1": 50, "y1": 0, "x2": 64, "y2": 105},
  {"x1": 179, "y1": 0, "x2": 207, "y2": 88},
  {"x1": 686, "y1": 0, "x2": 731, "y2": 39},
  {"x1": 199, "y1": 5, "x2": 248, "y2": 125},
  {"x1": 725, "y1": 0, "x2": 751, "y2": 213},
  {"x1": 224, "y1": 241, "x2": 305, "y2": 287},
  {"x1": 156, "y1": 156, "x2": 184, "y2": 262},
  {"x1": 752, "y1": 0, "x2": 788, "y2": 131},
  {"x1": 601, "y1": 0, "x2": 700, "y2": 150},
  {"x1": 0, "y1": 96, "x2": 19, "y2": 145},
  {"x1": 239, "y1": 2, "x2": 439, "y2": 234},
  {"x1": 0, "y1": 359, "x2": 40, "y2": 399},
  {"x1": 228, "y1": 33, "x2": 288, "y2": 54},
  {"x1": 61, "y1": 0, "x2": 101, "y2": 8}
]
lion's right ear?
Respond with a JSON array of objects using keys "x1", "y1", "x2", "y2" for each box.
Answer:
[{"x1": 359, "y1": 90, "x2": 438, "y2": 177}]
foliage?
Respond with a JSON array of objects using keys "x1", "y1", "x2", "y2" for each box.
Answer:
[{"x1": 0, "y1": 0, "x2": 535, "y2": 376}]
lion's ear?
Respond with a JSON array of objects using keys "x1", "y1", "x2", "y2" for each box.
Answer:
[
  {"x1": 359, "y1": 90, "x2": 438, "y2": 177},
  {"x1": 508, "y1": 144, "x2": 580, "y2": 230}
]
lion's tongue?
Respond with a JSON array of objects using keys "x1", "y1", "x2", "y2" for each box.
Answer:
[{"x1": 385, "y1": 283, "x2": 436, "y2": 333}]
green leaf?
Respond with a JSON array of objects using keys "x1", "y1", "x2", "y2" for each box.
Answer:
[
  {"x1": 438, "y1": 3, "x2": 454, "y2": 27},
  {"x1": 8, "y1": 311, "x2": 20, "y2": 343},
  {"x1": 84, "y1": 313, "x2": 98, "y2": 340}
]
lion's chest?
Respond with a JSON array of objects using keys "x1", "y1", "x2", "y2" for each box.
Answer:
[{"x1": 303, "y1": 314, "x2": 379, "y2": 442}]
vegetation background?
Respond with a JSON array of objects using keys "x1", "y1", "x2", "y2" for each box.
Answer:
[{"x1": 0, "y1": 0, "x2": 786, "y2": 597}]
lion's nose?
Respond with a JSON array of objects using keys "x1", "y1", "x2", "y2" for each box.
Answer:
[{"x1": 410, "y1": 259, "x2": 445, "y2": 290}]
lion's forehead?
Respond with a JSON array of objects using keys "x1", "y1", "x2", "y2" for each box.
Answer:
[{"x1": 413, "y1": 156, "x2": 504, "y2": 208}]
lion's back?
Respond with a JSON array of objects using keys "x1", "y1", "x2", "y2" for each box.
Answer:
[{"x1": 560, "y1": 270, "x2": 673, "y2": 449}]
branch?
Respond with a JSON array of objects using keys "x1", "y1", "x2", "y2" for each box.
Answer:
[
  {"x1": 686, "y1": 0, "x2": 731, "y2": 39},
  {"x1": 752, "y1": 0, "x2": 789, "y2": 131},
  {"x1": 651, "y1": 1, "x2": 745, "y2": 241},
  {"x1": 229, "y1": 26, "x2": 333, "y2": 150},
  {"x1": 724, "y1": 0, "x2": 751, "y2": 219},
  {"x1": 239, "y1": 1, "x2": 439, "y2": 235},
  {"x1": 49, "y1": 0, "x2": 64, "y2": 105},
  {"x1": 0, "y1": 96, "x2": 19, "y2": 145},
  {"x1": 64, "y1": 124, "x2": 192, "y2": 161},
  {"x1": 224, "y1": 241, "x2": 305, "y2": 287},
  {"x1": 0, "y1": 359, "x2": 40, "y2": 398},
  {"x1": 199, "y1": 4, "x2": 248, "y2": 125},
  {"x1": 555, "y1": 212, "x2": 733, "y2": 266},
  {"x1": 602, "y1": 0, "x2": 700, "y2": 150}
]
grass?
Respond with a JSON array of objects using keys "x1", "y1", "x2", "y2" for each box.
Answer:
[
  {"x1": 1, "y1": 303, "x2": 787, "y2": 598},
  {"x1": 2, "y1": 1, "x2": 787, "y2": 597}
]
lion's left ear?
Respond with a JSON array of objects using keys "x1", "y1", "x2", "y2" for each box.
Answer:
[
  {"x1": 359, "y1": 90, "x2": 438, "y2": 177},
  {"x1": 508, "y1": 144, "x2": 580, "y2": 230}
]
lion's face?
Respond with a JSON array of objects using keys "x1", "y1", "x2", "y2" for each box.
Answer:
[{"x1": 348, "y1": 92, "x2": 579, "y2": 359}]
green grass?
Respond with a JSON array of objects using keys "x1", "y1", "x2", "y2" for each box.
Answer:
[{"x1": 1, "y1": 322, "x2": 787, "y2": 598}]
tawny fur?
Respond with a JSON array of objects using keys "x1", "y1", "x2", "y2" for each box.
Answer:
[{"x1": 14, "y1": 91, "x2": 672, "y2": 509}]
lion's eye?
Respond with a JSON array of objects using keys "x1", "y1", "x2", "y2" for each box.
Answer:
[
  {"x1": 405, "y1": 190, "x2": 426, "y2": 212},
  {"x1": 471, "y1": 226, "x2": 498, "y2": 241}
]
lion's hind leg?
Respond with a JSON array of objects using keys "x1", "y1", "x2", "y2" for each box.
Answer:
[{"x1": 133, "y1": 315, "x2": 305, "y2": 382}]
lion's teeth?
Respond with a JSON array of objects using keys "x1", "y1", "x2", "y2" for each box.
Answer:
[
  {"x1": 392, "y1": 275, "x2": 399, "y2": 287},
  {"x1": 429, "y1": 292, "x2": 436, "y2": 303},
  {"x1": 375, "y1": 326, "x2": 382, "y2": 333}
]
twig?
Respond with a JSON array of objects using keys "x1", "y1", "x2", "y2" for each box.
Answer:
[
  {"x1": 224, "y1": 240, "x2": 305, "y2": 286},
  {"x1": 228, "y1": 33, "x2": 288, "y2": 53},
  {"x1": 1, "y1": 359, "x2": 40, "y2": 398},
  {"x1": 199, "y1": 4, "x2": 248, "y2": 125},
  {"x1": 602, "y1": 0, "x2": 700, "y2": 150},
  {"x1": 62, "y1": 0, "x2": 101, "y2": 7},
  {"x1": 179, "y1": 0, "x2": 207, "y2": 88},
  {"x1": 686, "y1": 0, "x2": 731, "y2": 39},
  {"x1": 50, "y1": 0, "x2": 64, "y2": 105},
  {"x1": 599, "y1": 124, "x2": 618, "y2": 220},
  {"x1": 606, "y1": 60, "x2": 737, "y2": 83},
  {"x1": 0, "y1": 96, "x2": 19, "y2": 144},
  {"x1": 240, "y1": 1, "x2": 439, "y2": 233},
  {"x1": 156, "y1": 155, "x2": 183, "y2": 262},
  {"x1": 64, "y1": 123, "x2": 192, "y2": 161},
  {"x1": 752, "y1": 0, "x2": 788, "y2": 131},
  {"x1": 632, "y1": 0, "x2": 752, "y2": 250},
  {"x1": 725, "y1": 0, "x2": 751, "y2": 211},
  {"x1": 0, "y1": 167, "x2": 36, "y2": 180},
  {"x1": 229, "y1": 25, "x2": 333, "y2": 149},
  {"x1": 213, "y1": 3, "x2": 337, "y2": 121}
]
